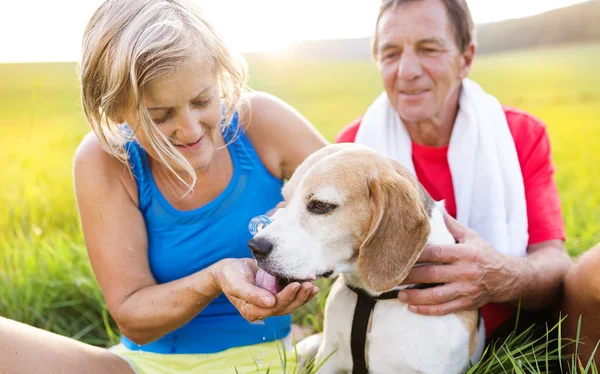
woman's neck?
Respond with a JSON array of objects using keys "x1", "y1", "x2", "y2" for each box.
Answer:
[{"x1": 149, "y1": 144, "x2": 233, "y2": 211}]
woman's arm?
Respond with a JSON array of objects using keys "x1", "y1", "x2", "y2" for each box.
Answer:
[
  {"x1": 73, "y1": 134, "x2": 282, "y2": 345},
  {"x1": 74, "y1": 134, "x2": 221, "y2": 344}
]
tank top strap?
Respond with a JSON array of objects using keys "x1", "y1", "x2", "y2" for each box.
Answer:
[
  {"x1": 124, "y1": 140, "x2": 153, "y2": 212},
  {"x1": 222, "y1": 112, "x2": 254, "y2": 172}
]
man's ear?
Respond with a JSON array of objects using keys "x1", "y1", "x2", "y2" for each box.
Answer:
[{"x1": 459, "y1": 41, "x2": 476, "y2": 79}]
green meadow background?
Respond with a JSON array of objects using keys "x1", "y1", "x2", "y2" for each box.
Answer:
[{"x1": 1, "y1": 42, "x2": 599, "y2": 348}]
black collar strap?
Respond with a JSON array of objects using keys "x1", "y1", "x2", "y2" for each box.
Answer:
[{"x1": 345, "y1": 283, "x2": 440, "y2": 374}]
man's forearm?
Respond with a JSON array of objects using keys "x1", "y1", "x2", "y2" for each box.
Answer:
[{"x1": 504, "y1": 243, "x2": 572, "y2": 310}]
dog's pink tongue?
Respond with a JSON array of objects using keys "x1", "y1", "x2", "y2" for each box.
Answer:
[{"x1": 255, "y1": 268, "x2": 278, "y2": 295}]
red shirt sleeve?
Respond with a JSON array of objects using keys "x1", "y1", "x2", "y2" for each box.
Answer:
[
  {"x1": 504, "y1": 106, "x2": 566, "y2": 244},
  {"x1": 335, "y1": 117, "x2": 361, "y2": 143}
]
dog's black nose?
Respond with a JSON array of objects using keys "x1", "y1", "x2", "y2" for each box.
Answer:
[{"x1": 248, "y1": 237, "x2": 274, "y2": 260}]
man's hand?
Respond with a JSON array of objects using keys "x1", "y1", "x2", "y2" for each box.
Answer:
[
  {"x1": 210, "y1": 258, "x2": 318, "y2": 322},
  {"x1": 397, "y1": 213, "x2": 522, "y2": 316}
]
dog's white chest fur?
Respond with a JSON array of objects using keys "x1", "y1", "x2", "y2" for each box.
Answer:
[{"x1": 316, "y1": 278, "x2": 472, "y2": 374}]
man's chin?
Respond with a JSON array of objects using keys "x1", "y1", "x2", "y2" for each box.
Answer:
[{"x1": 397, "y1": 109, "x2": 435, "y2": 124}]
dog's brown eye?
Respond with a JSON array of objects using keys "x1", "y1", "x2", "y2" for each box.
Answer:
[{"x1": 307, "y1": 200, "x2": 338, "y2": 215}]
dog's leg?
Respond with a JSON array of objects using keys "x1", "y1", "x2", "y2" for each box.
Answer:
[
  {"x1": 468, "y1": 317, "x2": 486, "y2": 370},
  {"x1": 314, "y1": 341, "x2": 343, "y2": 374},
  {"x1": 295, "y1": 333, "x2": 323, "y2": 371}
]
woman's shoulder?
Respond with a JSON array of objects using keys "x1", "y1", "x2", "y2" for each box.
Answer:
[
  {"x1": 74, "y1": 132, "x2": 138, "y2": 205},
  {"x1": 240, "y1": 92, "x2": 328, "y2": 180},
  {"x1": 239, "y1": 91, "x2": 295, "y2": 133}
]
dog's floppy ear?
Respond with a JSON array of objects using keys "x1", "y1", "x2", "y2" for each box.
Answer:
[
  {"x1": 282, "y1": 144, "x2": 347, "y2": 200},
  {"x1": 358, "y1": 159, "x2": 431, "y2": 292},
  {"x1": 389, "y1": 158, "x2": 435, "y2": 218}
]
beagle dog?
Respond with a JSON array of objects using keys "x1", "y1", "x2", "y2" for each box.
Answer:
[{"x1": 249, "y1": 143, "x2": 485, "y2": 374}]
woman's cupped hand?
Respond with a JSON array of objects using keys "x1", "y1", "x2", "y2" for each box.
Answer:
[{"x1": 210, "y1": 258, "x2": 319, "y2": 322}]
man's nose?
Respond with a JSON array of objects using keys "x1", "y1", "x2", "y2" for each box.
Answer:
[
  {"x1": 248, "y1": 237, "x2": 274, "y2": 260},
  {"x1": 397, "y1": 50, "x2": 423, "y2": 80}
]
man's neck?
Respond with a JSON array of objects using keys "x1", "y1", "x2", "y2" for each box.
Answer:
[{"x1": 403, "y1": 90, "x2": 461, "y2": 147}]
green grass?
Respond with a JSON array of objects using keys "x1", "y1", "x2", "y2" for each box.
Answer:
[{"x1": 1, "y1": 42, "x2": 599, "y2": 372}]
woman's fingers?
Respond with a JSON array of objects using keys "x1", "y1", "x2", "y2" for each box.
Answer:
[
  {"x1": 216, "y1": 259, "x2": 276, "y2": 308},
  {"x1": 274, "y1": 282, "x2": 302, "y2": 310},
  {"x1": 229, "y1": 296, "x2": 273, "y2": 322},
  {"x1": 217, "y1": 259, "x2": 321, "y2": 321},
  {"x1": 280, "y1": 282, "x2": 315, "y2": 315}
]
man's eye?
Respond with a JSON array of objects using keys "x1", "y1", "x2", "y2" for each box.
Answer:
[{"x1": 306, "y1": 200, "x2": 338, "y2": 215}]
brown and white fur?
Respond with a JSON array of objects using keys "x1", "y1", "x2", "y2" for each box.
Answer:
[{"x1": 249, "y1": 143, "x2": 485, "y2": 374}]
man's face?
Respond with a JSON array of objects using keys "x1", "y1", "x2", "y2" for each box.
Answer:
[{"x1": 375, "y1": 0, "x2": 473, "y2": 124}]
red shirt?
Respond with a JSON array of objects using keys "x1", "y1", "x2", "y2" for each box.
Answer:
[{"x1": 336, "y1": 106, "x2": 566, "y2": 337}]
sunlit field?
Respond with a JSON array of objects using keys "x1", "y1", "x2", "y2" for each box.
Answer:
[{"x1": 1, "y1": 42, "x2": 599, "y2": 370}]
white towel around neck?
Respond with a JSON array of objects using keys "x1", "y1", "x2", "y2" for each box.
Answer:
[{"x1": 355, "y1": 79, "x2": 528, "y2": 257}]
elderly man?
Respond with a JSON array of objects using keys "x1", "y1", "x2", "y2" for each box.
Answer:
[{"x1": 336, "y1": 0, "x2": 572, "y2": 344}]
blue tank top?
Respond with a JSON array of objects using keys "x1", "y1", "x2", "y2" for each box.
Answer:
[{"x1": 120, "y1": 113, "x2": 291, "y2": 354}]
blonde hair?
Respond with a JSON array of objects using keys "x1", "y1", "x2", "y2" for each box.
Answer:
[{"x1": 78, "y1": 0, "x2": 248, "y2": 190}]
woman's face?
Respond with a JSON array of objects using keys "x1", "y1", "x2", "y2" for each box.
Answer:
[{"x1": 123, "y1": 53, "x2": 223, "y2": 173}]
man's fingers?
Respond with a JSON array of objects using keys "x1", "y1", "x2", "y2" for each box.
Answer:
[
  {"x1": 397, "y1": 283, "x2": 471, "y2": 305},
  {"x1": 415, "y1": 244, "x2": 467, "y2": 264},
  {"x1": 443, "y1": 212, "x2": 470, "y2": 243},
  {"x1": 401, "y1": 263, "x2": 480, "y2": 285},
  {"x1": 407, "y1": 297, "x2": 473, "y2": 316}
]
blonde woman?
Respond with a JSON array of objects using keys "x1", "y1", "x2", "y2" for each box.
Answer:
[{"x1": 0, "y1": 0, "x2": 327, "y2": 373}]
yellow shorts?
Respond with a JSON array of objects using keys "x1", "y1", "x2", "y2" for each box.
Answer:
[{"x1": 110, "y1": 339, "x2": 298, "y2": 374}]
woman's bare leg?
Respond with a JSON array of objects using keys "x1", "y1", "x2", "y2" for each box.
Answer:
[
  {"x1": 0, "y1": 317, "x2": 134, "y2": 374},
  {"x1": 562, "y1": 243, "x2": 600, "y2": 364}
]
